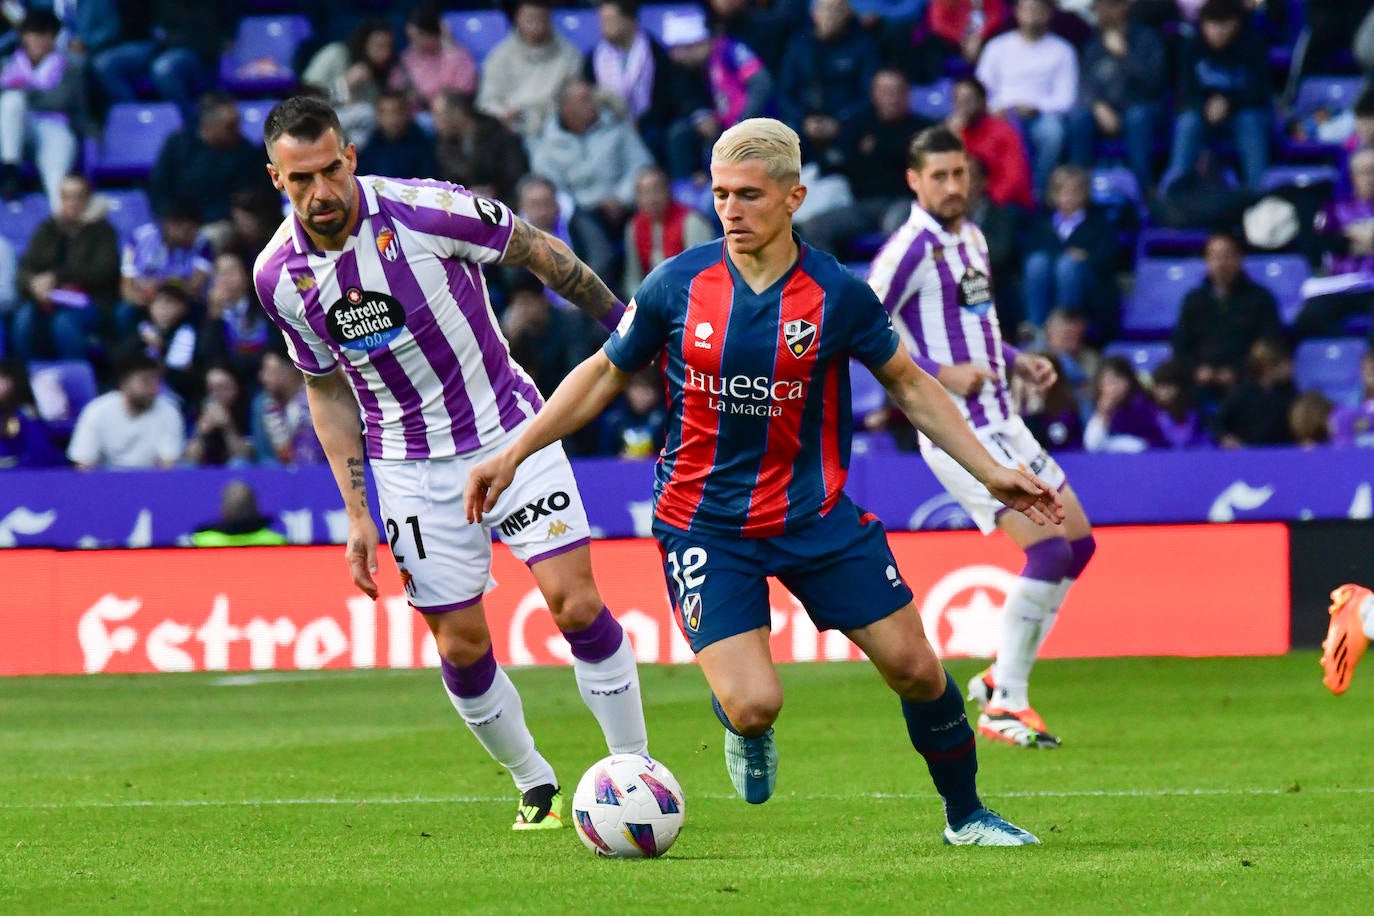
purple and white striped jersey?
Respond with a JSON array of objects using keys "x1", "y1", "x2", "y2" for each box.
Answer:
[
  {"x1": 253, "y1": 176, "x2": 544, "y2": 461},
  {"x1": 867, "y1": 202, "x2": 1015, "y2": 433}
]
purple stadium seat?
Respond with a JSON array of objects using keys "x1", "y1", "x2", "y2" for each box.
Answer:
[
  {"x1": 100, "y1": 189, "x2": 153, "y2": 247},
  {"x1": 909, "y1": 79, "x2": 953, "y2": 122},
  {"x1": 1121, "y1": 258, "x2": 1208, "y2": 339},
  {"x1": 1135, "y1": 227, "x2": 1209, "y2": 259},
  {"x1": 443, "y1": 11, "x2": 509, "y2": 64},
  {"x1": 1260, "y1": 163, "x2": 1340, "y2": 192},
  {"x1": 237, "y1": 99, "x2": 280, "y2": 144},
  {"x1": 1091, "y1": 166, "x2": 1141, "y2": 206},
  {"x1": 850, "y1": 359, "x2": 888, "y2": 416},
  {"x1": 1103, "y1": 340, "x2": 1173, "y2": 376},
  {"x1": 554, "y1": 8, "x2": 601, "y2": 54},
  {"x1": 1292, "y1": 76, "x2": 1364, "y2": 121},
  {"x1": 0, "y1": 193, "x2": 50, "y2": 253},
  {"x1": 28, "y1": 359, "x2": 99, "y2": 435},
  {"x1": 220, "y1": 15, "x2": 313, "y2": 96},
  {"x1": 1245, "y1": 254, "x2": 1311, "y2": 325},
  {"x1": 94, "y1": 102, "x2": 183, "y2": 182},
  {"x1": 640, "y1": 4, "x2": 703, "y2": 45},
  {"x1": 1294, "y1": 337, "x2": 1368, "y2": 406}
]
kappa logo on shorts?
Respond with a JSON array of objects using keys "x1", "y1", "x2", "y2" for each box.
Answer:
[
  {"x1": 474, "y1": 197, "x2": 504, "y2": 226},
  {"x1": 784, "y1": 318, "x2": 817, "y2": 358},
  {"x1": 498, "y1": 491, "x2": 572, "y2": 538},
  {"x1": 547, "y1": 520, "x2": 570, "y2": 538},
  {"x1": 681, "y1": 593, "x2": 702, "y2": 631}
]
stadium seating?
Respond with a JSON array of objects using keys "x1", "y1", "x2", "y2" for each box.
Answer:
[
  {"x1": 640, "y1": 3, "x2": 702, "y2": 45},
  {"x1": 100, "y1": 189, "x2": 154, "y2": 247},
  {"x1": 93, "y1": 103, "x2": 183, "y2": 183},
  {"x1": 443, "y1": 10, "x2": 509, "y2": 63},
  {"x1": 1295, "y1": 337, "x2": 1368, "y2": 406},
  {"x1": 1260, "y1": 163, "x2": 1341, "y2": 192},
  {"x1": 909, "y1": 79, "x2": 954, "y2": 122},
  {"x1": 1103, "y1": 340, "x2": 1173, "y2": 377},
  {"x1": 1135, "y1": 227, "x2": 1209, "y2": 259},
  {"x1": 1245, "y1": 253, "x2": 1311, "y2": 325},
  {"x1": 554, "y1": 7, "x2": 601, "y2": 54},
  {"x1": 1091, "y1": 166, "x2": 1143, "y2": 206},
  {"x1": 1121, "y1": 258, "x2": 1208, "y2": 339},
  {"x1": 237, "y1": 99, "x2": 280, "y2": 145},
  {"x1": 220, "y1": 15, "x2": 313, "y2": 96},
  {"x1": 28, "y1": 360, "x2": 99, "y2": 438},
  {"x1": 0, "y1": 193, "x2": 50, "y2": 255},
  {"x1": 1291, "y1": 75, "x2": 1365, "y2": 121}
]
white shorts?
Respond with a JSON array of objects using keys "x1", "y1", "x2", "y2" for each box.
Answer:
[
  {"x1": 371, "y1": 436, "x2": 591, "y2": 612},
  {"x1": 920, "y1": 417, "x2": 1067, "y2": 535}
]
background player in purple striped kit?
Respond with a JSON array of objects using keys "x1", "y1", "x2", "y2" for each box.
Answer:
[
  {"x1": 466, "y1": 117, "x2": 1061, "y2": 845},
  {"x1": 868, "y1": 126, "x2": 1098, "y2": 749},
  {"x1": 253, "y1": 97, "x2": 647, "y2": 830}
]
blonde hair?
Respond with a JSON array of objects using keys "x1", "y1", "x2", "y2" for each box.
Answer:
[{"x1": 711, "y1": 118, "x2": 801, "y2": 182}]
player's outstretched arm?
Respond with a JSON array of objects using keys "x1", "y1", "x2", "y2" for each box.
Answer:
[
  {"x1": 465, "y1": 351, "x2": 632, "y2": 523},
  {"x1": 872, "y1": 349, "x2": 1065, "y2": 527},
  {"x1": 502, "y1": 217, "x2": 625, "y2": 328},
  {"x1": 304, "y1": 368, "x2": 380, "y2": 599}
]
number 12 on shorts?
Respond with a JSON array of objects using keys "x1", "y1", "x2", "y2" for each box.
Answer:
[{"x1": 666, "y1": 547, "x2": 707, "y2": 596}]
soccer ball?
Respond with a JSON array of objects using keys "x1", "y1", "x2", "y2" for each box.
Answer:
[{"x1": 571, "y1": 754, "x2": 685, "y2": 858}]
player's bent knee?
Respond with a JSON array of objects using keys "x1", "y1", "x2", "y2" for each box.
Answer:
[
  {"x1": 547, "y1": 588, "x2": 605, "y2": 631},
  {"x1": 886, "y1": 651, "x2": 947, "y2": 703},
  {"x1": 1023, "y1": 535, "x2": 1075, "y2": 582},
  {"x1": 433, "y1": 633, "x2": 493, "y2": 669},
  {"x1": 1067, "y1": 533, "x2": 1097, "y2": 580},
  {"x1": 719, "y1": 695, "x2": 783, "y2": 736}
]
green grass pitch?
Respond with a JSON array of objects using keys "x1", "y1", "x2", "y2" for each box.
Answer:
[{"x1": 3, "y1": 655, "x2": 1372, "y2": 913}]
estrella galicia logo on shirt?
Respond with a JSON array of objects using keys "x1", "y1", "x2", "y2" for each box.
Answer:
[
  {"x1": 376, "y1": 227, "x2": 401, "y2": 261},
  {"x1": 681, "y1": 593, "x2": 702, "y2": 632},
  {"x1": 958, "y1": 267, "x2": 993, "y2": 316},
  {"x1": 783, "y1": 318, "x2": 817, "y2": 358},
  {"x1": 326, "y1": 288, "x2": 407, "y2": 351},
  {"x1": 474, "y1": 196, "x2": 504, "y2": 226},
  {"x1": 498, "y1": 490, "x2": 572, "y2": 538}
]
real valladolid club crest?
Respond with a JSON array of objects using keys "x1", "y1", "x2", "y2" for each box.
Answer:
[
  {"x1": 784, "y1": 318, "x2": 817, "y2": 358},
  {"x1": 376, "y1": 227, "x2": 400, "y2": 262}
]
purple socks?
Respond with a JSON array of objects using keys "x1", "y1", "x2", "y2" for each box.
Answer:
[
  {"x1": 440, "y1": 647, "x2": 497, "y2": 698},
  {"x1": 562, "y1": 607, "x2": 624, "y2": 663}
]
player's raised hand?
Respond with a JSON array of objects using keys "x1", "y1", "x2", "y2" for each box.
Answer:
[
  {"x1": 346, "y1": 518, "x2": 381, "y2": 599},
  {"x1": 1012, "y1": 353, "x2": 1057, "y2": 392},
  {"x1": 465, "y1": 452, "x2": 516, "y2": 524},
  {"x1": 984, "y1": 466, "x2": 1065, "y2": 527},
  {"x1": 936, "y1": 362, "x2": 999, "y2": 398}
]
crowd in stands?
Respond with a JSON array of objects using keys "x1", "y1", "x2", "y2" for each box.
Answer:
[{"x1": 4, "y1": 0, "x2": 1374, "y2": 473}]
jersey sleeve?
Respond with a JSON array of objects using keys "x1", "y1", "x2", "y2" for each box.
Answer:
[
  {"x1": 253, "y1": 252, "x2": 338, "y2": 376},
  {"x1": 372, "y1": 177, "x2": 514, "y2": 265},
  {"x1": 602, "y1": 269, "x2": 671, "y2": 371},
  {"x1": 846, "y1": 277, "x2": 901, "y2": 370}
]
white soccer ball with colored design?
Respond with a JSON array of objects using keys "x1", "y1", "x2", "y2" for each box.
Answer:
[{"x1": 571, "y1": 754, "x2": 685, "y2": 858}]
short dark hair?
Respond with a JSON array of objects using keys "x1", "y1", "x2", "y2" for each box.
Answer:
[
  {"x1": 1198, "y1": 0, "x2": 1247, "y2": 23},
  {"x1": 19, "y1": 10, "x2": 61, "y2": 35},
  {"x1": 408, "y1": 3, "x2": 443, "y2": 34},
  {"x1": 1205, "y1": 230, "x2": 1245, "y2": 253},
  {"x1": 908, "y1": 125, "x2": 966, "y2": 171},
  {"x1": 597, "y1": 0, "x2": 639, "y2": 18},
  {"x1": 1355, "y1": 87, "x2": 1374, "y2": 119},
  {"x1": 115, "y1": 352, "x2": 162, "y2": 383},
  {"x1": 263, "y1": 96, "x2": 347, "y2": 151},
  {"x1": 952, "y1": 76, "x2": 988, "y2": 101}
]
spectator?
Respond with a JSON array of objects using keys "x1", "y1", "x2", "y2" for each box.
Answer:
[
  {"x1": 67, "y1": 352, "x2": 185, "y2": 469},
  {"x1": 1022, "y1": 164, "x2": 1119, "y2": 340},
  {"x1": 1018, "y1": 353, "x2": 1085, "y2": 451},
  {"x1": 1289, "y1": 389, "x2": 1334, "y2": 448},
  {"x1": 799, "y1": 68, "x2": 930, "y2": 259},
  {"x1": 1150, "y1": 358, "x2": 1213, "y2": 448},
  {"x1": 300, "y1": 18, "x2": 400, "y2": 140},
  {"x1": 183, "y1": 362, "x2": 254, "y2": 467},
  {"x1": 598, "y1": 366, "x2": 668, "y2": 458},
  {"x1": 501, "y1": 275, "x2": 599, "y2": 400},
  {"x1": 530, "y1": 76, "x2": 655, "y2": 290},
  {"x1": 1295, "y1": 148, "x2": 1374, "y2": 340},
  {"x1": 1067, "y1": 0, "x2": 1168, "y2": 196},
  {"x1": 12, "y1": 173, "x2": 121, "y2": 360},
  {"x1": 1214, "y1": 338, "x2": 1298, "y2": 447},
  {"x1": 357, "y1": 89, "x2": 439, "y2": 180},
  {"x1": 1349, "y1": 87, "x2": 1374, "y2": 155},
  {"x1": 431, "y1": 90, "x2": 530, "y2": 204},
  {"x1": 393, "y1": 4, "x2": 478, "y2": 111},
  {"x1": 64, "y1": 0, "x2": 122, "y2": 63},
  {"x1": 1084, "y1": 354, "x2": 1169, "y2": 452},
  {"x1": 1163, "y1": 0, "x2": 1272, "y2": 191},
  {"x1": 905, "y1": 0, "x2": 1010, "y2": 85},
  {"x1": 251, "y1": 348, "x2": 324, "y2": 466},
  {"x1": 119, "y1": 283, "x2": 197, "y2": 403},
  {"x1": 708, "y1": 0, "x2": 809, "y2": 75},
  {"x1": 116, "y1": 200, "x2": 213, "y2": 336},
  {"x1": 149, "y1": 92, "x2": 263, "y2": 237},
  {"x1": 222, "y1": 188, "x2": 287, "y2": 267},
  {"x1": 189, "y1": 481, "x2": 287, "y2": 546},
  {"x1": 1329, "y1": 348, "x2": 1374, "y2": 447},
  {"x1": 1171, "y1": 232, "x2": 1284, "y2": 402},
  {"x1": 585, "y1": 0, "x2": 677, "y2": 163},
  {"x1": 89, "y1": 1, "x2": 225, "y2": 118},
  {"x1": 975, "y1": 0, "x2": 1078, "y2": 195},
  {"x1": 623, "y1": 166, "x2": 717, "y2": 293},
  {"x1": 661, "y1": 8, "x2": 774, "y2": 180},
  {"x1": 196, "y1": 252, "x2": 276, "y2": 385},
  {"x1": 0, "y1": 10, "x2": 82, "y2": 209},
  {"x1": 777, "y1": 0, "x2": 879, "y2": 164},
  {"x1": 948, "y1": 76, "x2": 1034, "y2": 210},
  {"x1": 0, "y1": 357, "x2": 62, "y2": 468},
  {"x1": 966, "y1": 157, "x2": 1023, "y2": 324},
  {"x1": 476, "y1": 0, "x2": 583, "y2": 135},
  {"x1": 1035, "y1": 307, "x2": 1101, "y2": 411},
  {"x1": 510, "y1": 175, "x2": 575, "y2": 291}
]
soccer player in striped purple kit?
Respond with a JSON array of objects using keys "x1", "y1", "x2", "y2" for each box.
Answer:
[
  {"x1": 868, "y1": 125, "x2": 1099, "y2": 749},
  {"x1": 252, "y1": 97, "x2": 647, "y2": 830},
  {"x1": 466, "y1": 117, "x2": 1059, "y2": 845}
]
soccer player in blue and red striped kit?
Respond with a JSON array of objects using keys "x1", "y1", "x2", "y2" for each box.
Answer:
[{"x1": 466, "y1": 118, "x2": 1060, "y2": 845}]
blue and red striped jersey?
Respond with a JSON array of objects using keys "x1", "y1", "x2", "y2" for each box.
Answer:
[{"x1": 603, "y1": 238, "x2": 901, "y2": 537}]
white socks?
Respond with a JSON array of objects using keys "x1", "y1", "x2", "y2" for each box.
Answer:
[
  {"x1": 572, "y1": 634, "x2": 649, "y2": 756},
  {"x1": 444, "y1": 667, "x2": 556, "y2": 792},
  {"x1": 1361, "y1": 594, "x2": 1374, "y2": 640},
  {"x1": 992, "y1": 576, "x2": 1065, "y2": 711}
]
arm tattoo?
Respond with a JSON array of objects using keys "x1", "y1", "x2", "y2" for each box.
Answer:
[
  {"x1": 503, "y1": 218, "x2": 620, "y2": 321},
  {"x1": 346, "y1": 457, "x2": 365, "y2": 492}
]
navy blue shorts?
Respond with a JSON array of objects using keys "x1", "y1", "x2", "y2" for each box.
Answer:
[{"x1": 653, "y1": 496, "x2": 916, "y2": 652}]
